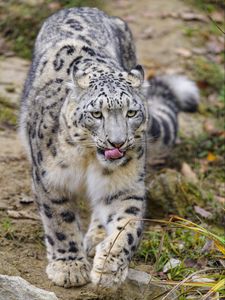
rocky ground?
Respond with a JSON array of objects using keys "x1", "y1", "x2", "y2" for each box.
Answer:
[{"x1": 0, "y1": 0, "x2": 224, "y2": 299}]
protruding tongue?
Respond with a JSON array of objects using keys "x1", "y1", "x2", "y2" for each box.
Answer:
[{"x1": 104, "y1": 148, "x2": 124, "y2": 159}]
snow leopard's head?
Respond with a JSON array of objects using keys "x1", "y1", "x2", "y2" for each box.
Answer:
[{"x1": 62, "y1": 65, "x2": 147, "y2": 169}]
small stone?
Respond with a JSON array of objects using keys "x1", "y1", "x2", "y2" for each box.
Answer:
[
  {"x1": 127, "y1": 268, "x2": 151, "y2": 285},
  {"x1": 194, "y1": 206, "x2": 213, "y2": 219},
  {"x1": 175, "y1": 48, "x2": 192, "y2": 58},
  {"x1": 19, "y1": 196, "x2": 34, "y2": 205},
  {"x1": 115, "y1": 268, "x2": 175, "y2": 299},
  {"x1": 163, "y1": 258, "x2": 181, "y2": 273},
  {"x1": 0, "y1": 275, "x2": 58, "y2": 300}
]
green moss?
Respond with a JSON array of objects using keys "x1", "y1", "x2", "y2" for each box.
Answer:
[
  {"x1": 0, "y1": 217, "x2": 15, "y2": 240},
  {"x1": 146, "y1": 169, "x2": 206, "y2": 218},
  {"x1": 5, "y1": 86, "x2": 15, "y2": 93},
  {"x1": 185, "y1": 0, "x2": 225, "y2": 12},
  {"x1": 58, "y1": 0, "x2": 104, "y2": 9},
  {"x1": 192, "y1": 57, "x2": 224, "y2": 92},
  {"x1": 0, "y1": 95, "x2": 17, "y2": 128},
  {"x1": 219, "y1": 84, "x2": 225, "y2": 103},
  {"x1": 183, "y1": 26, "x2": 201, "y2": 38},
  {"x1": 0, "y1": 0, "x2": 104, "y2": 59},
  {"x1": 173, "y1": 133, "x2": 225, "y2": 178}
]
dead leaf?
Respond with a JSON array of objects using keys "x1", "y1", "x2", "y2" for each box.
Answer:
[
  {"x1": 47, "y1": 2, "x2": 61, "y2": 11},
  {"x1": 194, "y1": 206, "x2": 213, "y2": 219},
  {"x1": 197, "y1": 257, "x2": 208, "y2": 268},
  {"x1": 175, "y1": 48, "x2": 192, "y2": 58},
  {"x1": 192, "y1": 275, "x2": 214, "y2": 283},
  {"x1": 179, "y1": 12, "x2": 208, "y2": 22},
  {"x1": 203, "y1": 120, "x2": 217, "y2": 134},
  {"x1": 218, "y1": 36, "x2": 224, "y2": 44},
  {"x1": 218, "y1": 131, "x2": 225, "y2": 138},
  {"x1": 207, "y1": 152, "x2": 217, "y2": 162},
  {"x1": 208, "y1": 93, "x2": 218, "y2": 104},
  {"x1": 146, "y1": 68, "x2": 157, "y2": 79},
  {"x1": 215, "y1": 196, "x2": 225, "y2": 204},
  {"x1": 210, "y1": 11, "x2": 225, "y2": 23},
  {"x1": 164, "y1": 67, "x2": 184, "y2": 75},
  {"x1": 206, "y1": 40, "x2": 224, "y2": 54},
  {"x1": 0, "y1": 37, "x2": 10, "y2": 55},
  {"x1": 7, "y1": 209, "x2": 39, "y2": 220},
  {"x1": 114, "y1": 0, "x2": 131, "y2": 8},
  {"x1": 192, "y1": 47, "x2": 207, "y2": 55},
  {"x1": 208, "y1": 53, "x2": 223, "y2": 64},
  {"x1": 181, "y1": 162, "x2": 198, "y2": 183},
  {"x1": 122, "y1": 15, "x2": 137, "y2": 23},
  {"x1": 141, "y1": 12, "x2": 159, "y2": 18},
  {"x1": 140, "y1": 27, "x2": 155, "y2": 39},
  {"x1": 184, "y1": 258, "x2": 196, "y2": 268},
  {"x1": 160, "y1": 12, "x2": 179, "y2": 19},
  {"x1": 199, "y1": 159, "x2": 209, "y2": 174},
  {"x1": 201, "y1": 240, "x2": 214, "y2": 253},
  {"x1": 219, "y1": 259, "x2": 225, "y2": 268},
  {"x1": 148, "y1": 158, "x2": 166, "y2": 166}
]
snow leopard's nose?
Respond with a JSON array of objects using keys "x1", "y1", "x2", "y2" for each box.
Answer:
[{"x1": 108, "y1": 140, "x2": 125, "y2": 149}]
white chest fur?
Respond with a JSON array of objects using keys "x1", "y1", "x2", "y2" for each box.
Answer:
[{"x1": 44, "y1": 144, "x2": 141, "y2": 202}]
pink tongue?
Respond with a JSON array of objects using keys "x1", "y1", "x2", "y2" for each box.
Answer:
[{"x1": 104, "y1": 148, "x2": 124, "y2": 159}]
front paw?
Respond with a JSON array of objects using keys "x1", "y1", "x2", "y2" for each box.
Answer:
[
  {"x1": 90, "y1": 238, "x2": 129, "y2": 288},
  {"x1": 84, "y1": 227, "x2": 106, "y2": 258},
  {"x1": 46, "y1": 258, "x2": 91, "y2": 287}
]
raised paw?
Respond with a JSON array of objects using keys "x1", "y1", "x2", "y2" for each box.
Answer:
[
  {"x1": 90, "y1": 237, "x2": 129, "y2": 288},
  {"x1": 46, "y1": 258, "x2": 91, "y2": 287},
  {"x1": 84, "y1": 226, "x2": 106, "y2": 257}
]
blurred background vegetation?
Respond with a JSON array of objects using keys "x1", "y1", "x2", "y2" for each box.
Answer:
[
  {"x1": 0, "y1": 0, "x2": 104, "y2": 59},
  {"x1": 0, "y1": 0, "x2": 224, "y2": 59}
]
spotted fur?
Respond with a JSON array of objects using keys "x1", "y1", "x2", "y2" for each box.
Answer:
[{"x1": 20, "y1": 7, "x2": 199, "y2": 288}]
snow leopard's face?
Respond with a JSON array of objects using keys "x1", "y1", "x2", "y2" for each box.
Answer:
[{"x1": 63, "y1": 67, "x2": 147, "y2": 168}]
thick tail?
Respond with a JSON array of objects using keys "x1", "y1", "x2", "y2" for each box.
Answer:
[
  {"x1": 145, "y1": 75, "x2": 199, "y2": 113},
  {"x1": 145, "y1": 75, "x2": 199, "y2": 157}
]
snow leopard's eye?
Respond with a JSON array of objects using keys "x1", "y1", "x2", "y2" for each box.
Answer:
[
  {"x1": 127, "y1": 110, "x2": 137, "y2": 118},
  {"x1": 91, "y1": 111, "x2": 102, "y2": 119}
]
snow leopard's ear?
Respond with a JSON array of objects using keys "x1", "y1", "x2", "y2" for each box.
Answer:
[
  {"x1": 126, "y1": 65, "x2": 144, "y2": 88},
  {"x1": 72, "y1": 69, "x2": 91, "y2": 89}
]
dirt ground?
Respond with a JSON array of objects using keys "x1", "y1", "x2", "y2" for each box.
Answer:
[{"x1": 0, "y1": 0, "x2": 224, "y2": 299}]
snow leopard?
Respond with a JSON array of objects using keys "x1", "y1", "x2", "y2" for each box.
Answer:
[{"x1": 20, "y1": 7, "x2": 199, "y2": 288}]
